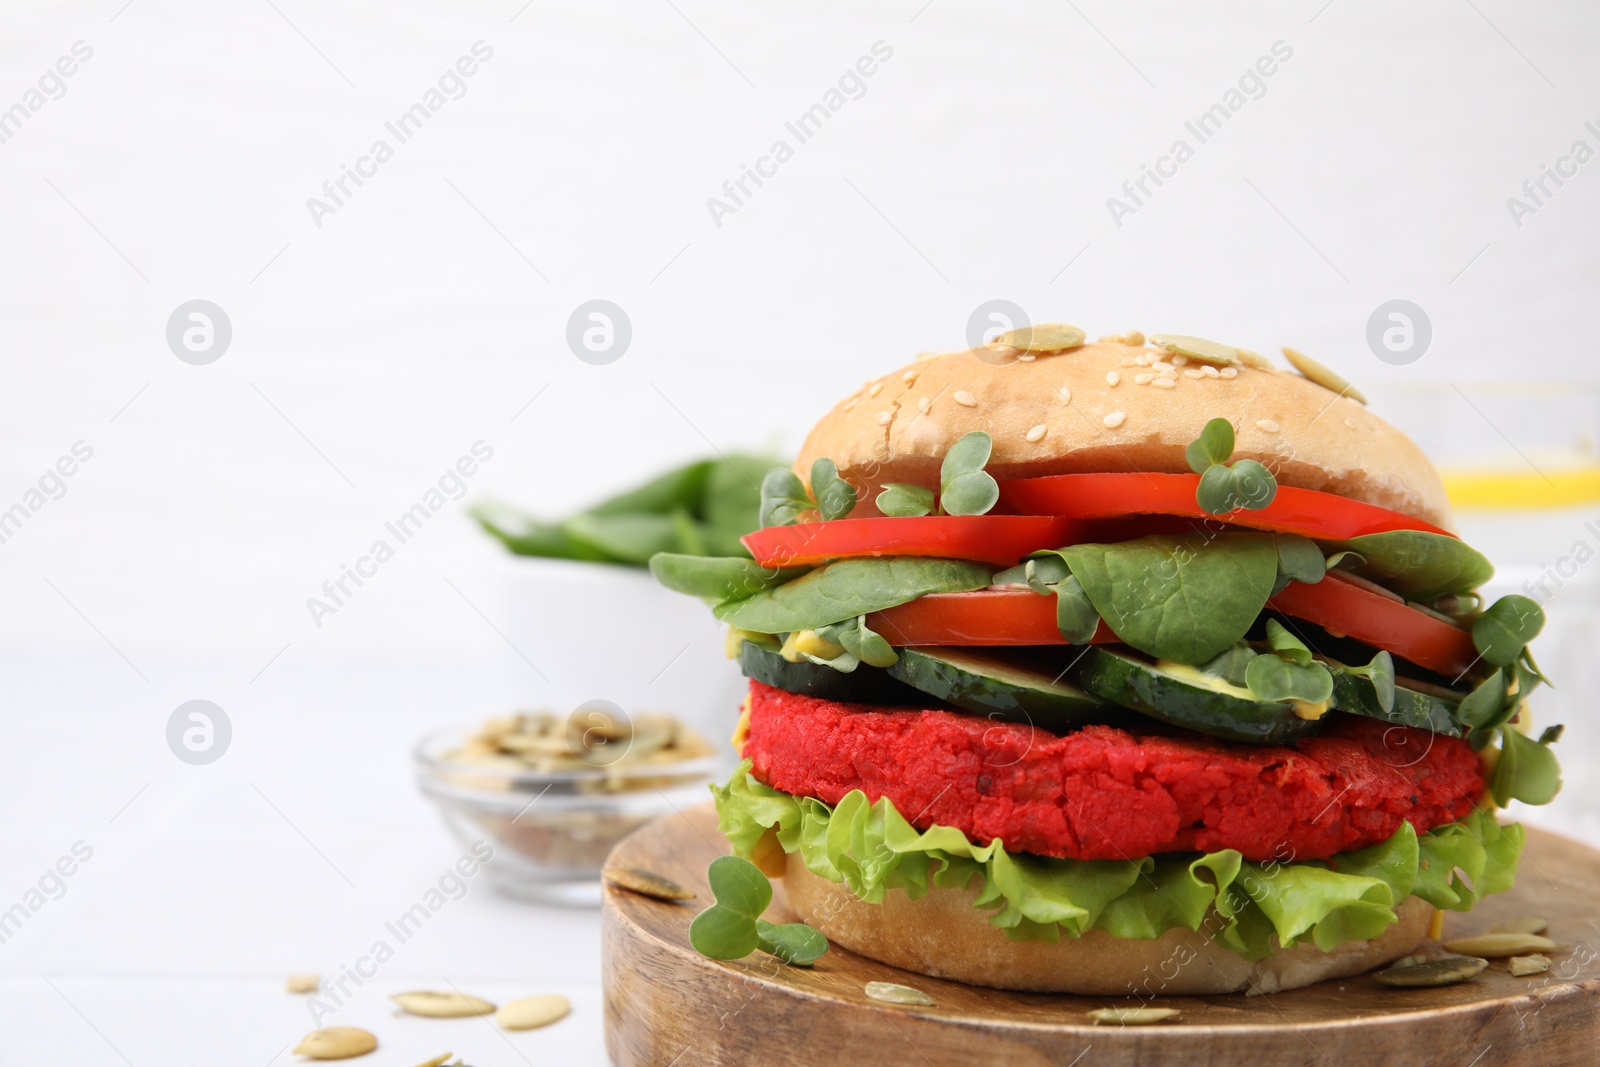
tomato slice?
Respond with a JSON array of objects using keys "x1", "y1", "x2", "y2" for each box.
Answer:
[
  {"x1": 999, "y1": 473, "x2": 1453, "y2": 541},
  {"x1": 870, "y1": 574, "x2": 1477, "y2": 678},
  {"x1": 742, "y1": 515, "x2": 1083, "y2": 568},
  {"x1": 867, "y1": 589, "x2": 1116, "y2": 646},
  {"x1": 1266, "y1": 572, "x2": 1478, "y2": 678}
]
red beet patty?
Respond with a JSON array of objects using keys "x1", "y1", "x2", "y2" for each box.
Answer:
[{"x1": 742, "y1": 680, "x2": 1485, "y2": 862}]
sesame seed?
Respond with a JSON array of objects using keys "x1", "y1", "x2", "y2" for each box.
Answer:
[
  {"x1": 1256, "y1": 419, "x2": 1280, "y2": 433},
  {"x1": 1026, "y1": 423, "x2": 1048, "y2": 443},
  {"x1": 876, "y1": 411, "x2": 893, "y2": 425},
  {"x1": 1202, "y1": 365, "x2": 1221, "y2": 378},
  {"x1": 868, "y1": 381, "x2": 884, "y2": 397},
  {"x1": 1344, "y1": 417, "x2": 1356, "y2": 428},
  {"x1": 1103, "y1": 411, "x2": 1127, "y2": 428},
  {"x1": 1172, "y1": 354, "x2": 1188, "y2": 366},
  {"x1": 1220, "y1": 367, "x2": 1238, "y2": 379},
  {"x1": 1136, "y1": 353, "x2": 1153, "y2": 367},
  {"x1": 1134, "y1": 373, "x2": 1155, "y2": 385},
  {"x1": 1058, "y1": 386, "x2": 1072, "y2": 405},
  {"x1": 1158, "y1": 366, "x2": 1178, "y2": 380},
  {"x1": 903, "y1": 370, "x2": 918, "y2": 383},
  {"x1": 1018, "y1": 353, "x2": 1037, "y2": 362},
  {"x1": 1184, "y1": 369, "x2": 1205, "y2": 379},
  {"x1": 1152, "y1": 378, "x2": 1176, "y2": 389},
  {"x1": 1107, "y1": 371, "x2": 1120, "y2": 386},
  {"x1": 1153, "y1": 361, "x2": 1174, "y2": 374},
  {"x1": 1126, "y1": 331, "x2": 1145, "y2": 346},
  {"x1": 1120, "y1": 356, "x2": 1136, "y2": 367},
  {"x1": 917, "y1": 397, "x2": 931, "y2": 413},
  {"x1": 954, "y1": 390, "x2": 978, "y2": 408}
]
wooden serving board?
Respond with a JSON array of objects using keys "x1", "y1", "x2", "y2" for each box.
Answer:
[{"x1": 601, "y1": 803, "x2": 1600, "y2": 1067}]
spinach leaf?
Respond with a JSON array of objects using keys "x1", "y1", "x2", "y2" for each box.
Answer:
[
  {"x1": 688, "y1": 856, "x2": 830, "y2": 966},
  {"x1": 1455, "y1": 668, "x2": 1507, "y2": 729},
  {"x1": 1274, "y1": 534, "x2": 1326, "y2": 593},
  {"x1": 1199, "y1": 643, "x2": 1258, "y2": 687},
  {"x1": 1473, "y1": 595, "x2": 1545, "y2": 667},
  {"x1": 755, "y1": 919, "x2": 828, "y2": 966},
  {"x1": 478, "y1": 453, "x2": 771, "y2": 566},
  {"x1": 1245, "y1": 654, "x2": 1333, "y2": 705},
  {"x1": 689, "y1": 855, "x2": 773, "y2": 960},
  {"x1": 818, "y1": 615, "x2": 899, "y2": 668},
  {"x1": 714, "y1": 557, "x2": 993, "y2": 633},
  {"x1": 1263, "y1": 618, "x2": 1313, "y2": 666},
  {"x1": 1491, "y1": 727, "x2": 1562, "y2": 806},
  {"x1": 1331, "y1": 531, "x2": 1494, "y2": 601},
  {"x1": 1186, "y1": 417, "x2": 1234, "y2": 473},
  {"x1": 701, "y1": 455, "x2": 769, "y2": 557},
  {"x1": 1341, "y1": 649, "x2": 1395, "y2": 713},
  {"x1": 1186, "y1": 420, "x2": 1279, "y2": 514},
  {"x1": 649, "y1": 554, "x2": 804, "y2": 603},
  {"x1": 940, "y1": 431, "x2": 1000, "y2": 516},
  {"x1": 564, "y1": 512, "x2": 683, "y2": 565},
  {"x1": 589, "y1": 460, "x2": 712, "y2": 517},
  {"x1": 1060, "y1": 533, "x2": 1279, "y2": 664},
  {"x1": 759, "y1": 468, "x2": 814, "y2": 528},
  {"x1": 810, "y1": 458, "x2": 857, "y2": 522},
  {"x1": 877, "y1": 483, "x2": 935, "y2": 518}
]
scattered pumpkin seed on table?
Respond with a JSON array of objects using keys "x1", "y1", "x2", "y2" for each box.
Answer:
[
  {"x1": 864, "y1": 981, "x2": 934, "y2": 1006},
  {"x1": 1510, "y1": 954, "x2": 1551, "y2": 977},
  {"x1": 1488, "y1": 916, "x2": 1549, "y2": 936},
  {"x1": 391, "y1": 991, "x2": 496, "y2": 1018},
  {"x1": 286, "y1": 973, "x2": 319, "y2": 994},
  {"x1": 496, "y1": 993, "x2": 571, "y2": 1031},
  {"x1": 1373, "y1": 956, "x2": 1488, "y2": 987},
  {"x1": 412, "y1": 1056, "x2": 455, "y2": 1067},
  {"x1": 1442, "y1": 933, "x2": 1557, "y2": 958},
  {"x1": 603, "y1": 866, "x2": 693, "y2": 901},
  {"x1": 1089, "y1": 1007, "x2": 1179, "y2": 1025},
  {"x1": 293, "y1": 1027, "x2": 377, "y2": 1060}
]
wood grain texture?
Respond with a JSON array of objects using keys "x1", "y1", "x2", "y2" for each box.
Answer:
[{"x1": 602, "y1": 803, "x2": 1600, "y2": 1067}]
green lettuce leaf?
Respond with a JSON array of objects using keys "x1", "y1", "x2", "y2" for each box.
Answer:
[{"x1": 713, "y1": 763, "x2": 1521, "y2": 962}]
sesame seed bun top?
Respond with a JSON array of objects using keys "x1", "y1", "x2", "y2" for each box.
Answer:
[{"x1": 794, "y1": 341, "x2": 1454, "y2": 529}]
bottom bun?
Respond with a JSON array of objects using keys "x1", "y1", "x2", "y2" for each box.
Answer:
[{"x1": 782, "y1": 859, "x2": 1434, "y2": 995}]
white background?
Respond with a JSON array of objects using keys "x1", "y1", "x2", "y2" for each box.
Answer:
[{"x1": 3, "y1": 1, "x2": 1599, "y2": 1064}]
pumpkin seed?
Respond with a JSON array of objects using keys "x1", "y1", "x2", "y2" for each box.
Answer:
[
  {"x1": 496, "y1": 993, "x2": 571, "y2": 1031},
  {"x1": 1488, "y1": 915, "x2": 1549, "y2": 936},
  {"x1": 1148, "y1": 334, "x2": 1240, "y2": 367},
  {"x1": 865, "y1": 981, "x2": 935, "y2": 1006},
  {"x1": 1373, "y1": 955, "x2": 1488, "y2": 987},
  {"x1": 1442, "y1": 933, "x2": 1557, "y2": 958},
  {"x1": 1233, "y1": 347, "x2": 1274, "y2": 370},
  {"x1": 391, "y1": 991, "x2": 496, "y2": 1018},
  {"x1": 293, "y1": 1027, "x2": 378, "y2": 1060},
  {"x1": 993, "y1": 324, "x2": 1085, "y2": 354},
  {"x1": 1282, "y1": 347, "x2": 1368, "y2": 405},
  {"x1": 412, "y1": 1056, "x2": 454, "y2": 1067},
  {"x1": 603, "y1": 866, "x2": 693, "y2": 901},
  {"x1": 1509, "y1": 954, "x2": 1551, "y2": 977},
  {"x1": 286, "y1": 973, "x2": 319, "y2": 994},
  {"x1": 1089, "y1": 1007, "x2": 1179, "y2": 1025}
]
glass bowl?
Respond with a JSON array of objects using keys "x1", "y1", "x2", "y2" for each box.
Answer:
[{"x1": 414, "y1": 725, "x2": 716, "y2": 907}]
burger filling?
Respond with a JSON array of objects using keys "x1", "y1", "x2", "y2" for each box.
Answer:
[{"x1": 651, "y1": 409, "x2": 1562, "y2": 959}]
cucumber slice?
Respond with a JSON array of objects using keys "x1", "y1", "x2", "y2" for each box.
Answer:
[
  {"x1": 736, "y1": 641, "x2": 922, "y2": 705},
  {"x1": 1067, "y1": 648, "x2": 1323, "y2": 745},
  {"x1": 1327, "y1": 667, "x2": 1465, "y2": 736},
  {"x1": 885, "y1": 648, "x2": 1112, "y2": 730}
]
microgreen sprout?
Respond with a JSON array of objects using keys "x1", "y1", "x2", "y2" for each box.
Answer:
[{"x1": 1186, "y1": 418, "x2": 1278, "y2": 515}]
